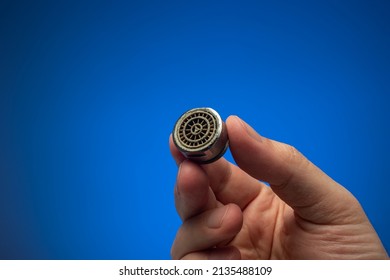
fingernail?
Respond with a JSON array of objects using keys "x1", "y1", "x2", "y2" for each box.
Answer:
[
  {"x1": 173, "y1": 157, "x2": 180, "y2": 167},
  {"x1": 234, "y1": 116, "x2": 263, "y2": 143},
  {"x1": 207, "y1": 205, "x2": 229, "y2": 229},
  {"x1": 172, "y1": 150, "x2": 184, "y2": 167},
  {"x1": 175, "y1": 162, "x2": 184, "y2": 196}
]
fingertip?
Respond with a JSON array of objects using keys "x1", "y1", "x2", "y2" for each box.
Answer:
[
  {"x1": 169, "y1": 134, "x2": 186, "y2": 166},
  {"x1": 223, "y1": 203, "x2": 244, "y2": 235},
  {"x1": 226, "y1": 116, "x2": 268, "y2": 178},
  {"x1": 226, "y1": 116, "x2": 246, "y2": 149},
  {"x1": 227, "y1": 115, "x2": 263, "y2": 143},
  {"x1": 175, "y1": 160, "x2": 216, "y2": 220},
  {"x1": 226, "y1": 115, "x2": 242, "y2": 136},
  {"x1": 176, "y1": 160, "x2": 208, "y2": 196}
]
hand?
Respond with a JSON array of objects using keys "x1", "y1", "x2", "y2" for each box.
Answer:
[{"x1": 169, "y1": 116, "x2": 389, "y2": 260}]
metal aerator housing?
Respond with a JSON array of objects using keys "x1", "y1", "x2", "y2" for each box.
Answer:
[{"x1": 172, "y1": 107, "x2": 229, "y2": 164}]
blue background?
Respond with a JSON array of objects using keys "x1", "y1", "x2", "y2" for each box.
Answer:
[{"x1": 1, "y1": 0, "x2": 389, "y2": 259}]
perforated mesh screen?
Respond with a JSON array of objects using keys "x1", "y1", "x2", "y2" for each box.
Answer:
[{"x1": 177, "y1": 110, "x2": 217, "y2": 149}]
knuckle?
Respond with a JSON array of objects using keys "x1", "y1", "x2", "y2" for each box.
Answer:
[
  {"x1": 284, "y1": 144, "x2": 310, "y2": 170},
  {"x1": 285, "y1": 144, "x2": 300, "y2": 163},
  {"x1": 274, "y1": 143, "x2": 312, "y2": 190}
]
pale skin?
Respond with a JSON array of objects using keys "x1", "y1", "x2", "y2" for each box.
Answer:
[{"x1": 170, "y1": 116, "x2": 389, "y2": 260}]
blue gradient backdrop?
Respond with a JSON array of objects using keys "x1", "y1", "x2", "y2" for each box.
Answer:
[{"x1": 1, "y1": 1, "x2": 389, "y2": 259}]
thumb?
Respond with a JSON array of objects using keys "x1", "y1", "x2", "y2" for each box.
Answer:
[{"x1": 227, "y1": 116, "x2": 363, "y2": 224}]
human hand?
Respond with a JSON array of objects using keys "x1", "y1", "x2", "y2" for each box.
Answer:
[{"x1": 169, "y1": 115, "x2": 389, "y2": 259}]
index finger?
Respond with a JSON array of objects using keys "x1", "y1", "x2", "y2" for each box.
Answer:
[{"x1": 169, "y1": 135, "x2": 265, "y2": 210}]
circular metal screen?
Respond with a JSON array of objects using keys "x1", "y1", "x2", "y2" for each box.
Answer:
[
  {"x1": 173, "y1": 107, "x2": 228, "y2": 164},
  {"x1": 177, "y1": 110, "x2": 217, "y2": 149}
]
